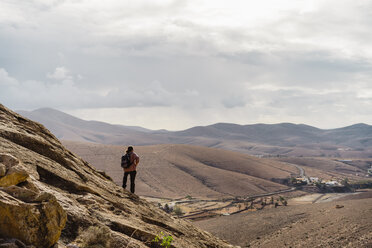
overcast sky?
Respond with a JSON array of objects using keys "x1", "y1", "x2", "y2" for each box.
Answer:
[{"x1": 1, "y1": 0, "x2": 372, "y2": 130}]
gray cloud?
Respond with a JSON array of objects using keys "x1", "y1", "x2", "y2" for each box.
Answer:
[{"x1": 1, "y1": 0, "x2": 372, "y2": 129}]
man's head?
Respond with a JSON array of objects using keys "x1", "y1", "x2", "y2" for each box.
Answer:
[{"x1": 126, "y1": 146, "x2": 133, "y2": 153}]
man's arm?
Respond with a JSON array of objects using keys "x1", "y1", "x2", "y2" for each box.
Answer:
[{"x1": 134, "y1": 154, "x2": 139, "y2": 166}]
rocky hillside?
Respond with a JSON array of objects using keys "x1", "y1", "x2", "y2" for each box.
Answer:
[{"x1": 0, "y1": 104, "x2": 232, "y2": 248}]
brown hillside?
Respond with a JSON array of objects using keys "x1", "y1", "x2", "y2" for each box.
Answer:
[
  {"x1": 0, "y1": 104, "x2": 232, "y2": 248},
  {"x1": 274, "y1": 157, "x2": 370, "y2": 180},
  {"x1": 195, "y1": 194, "x2": 372, "y2": 247},
  {"x1": 19, "y1": 108, "x2": 372, "y2": 158},
  {"x1": 62, "y1": 141, "x2": 298, "y2": 199}
]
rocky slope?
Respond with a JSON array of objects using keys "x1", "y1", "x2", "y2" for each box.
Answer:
[{"x1": 0, "y1": 104, "x2": 232, "y2": 248}]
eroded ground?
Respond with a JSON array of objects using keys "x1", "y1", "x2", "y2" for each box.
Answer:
[{"x1": 194, "y1": 190, "x2": 372, "y2": 248}]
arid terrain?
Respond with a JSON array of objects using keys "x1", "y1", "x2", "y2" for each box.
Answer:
[
  {"x1": 62, "y1": 141, "x2": 299, "y2": 198},
  {"x1": 62, "y1": 140, "x2": 370, "y2": 198},
  {"x1": 195, "y1": 190, "x2": 372, "y2": 247},
  {"x1": 0, "y1": 104, "x2": 232, "y2": 248},
  {"x1": 6, "y1": 106, "x2": 372, "y2": 248},
  {"x1": 61, "y1": 140, "x2": 372, "y2": 248},
  {"x1": 273, "y1": 156, "x2": 371, "y2": 180}
]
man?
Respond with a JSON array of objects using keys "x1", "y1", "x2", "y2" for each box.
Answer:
[{"x1": 122, "y1": 146, "x2": 140, "y2": 194}]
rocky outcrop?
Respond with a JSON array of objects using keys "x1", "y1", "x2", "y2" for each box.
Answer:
[
  {"x1": 0, "y1": 154, "x2": 29, "y2": 187},
  {"x1": 0, "y1": 104, "x2": 232, "y2": 248},
  {"x1": 0, "y1": 154, "x2": 67, "y2": 248}
]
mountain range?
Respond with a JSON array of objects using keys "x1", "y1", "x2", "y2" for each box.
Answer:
[{"x1": 18, "y1": 108, "x2": 372, "y2": 158}]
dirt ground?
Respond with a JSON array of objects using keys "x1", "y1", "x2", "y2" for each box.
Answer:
[
  {"x1": 195, "y1": 193, "x2": 372, "y2": 248},
  {"x1": 143, "y1": 190, "x2": 306, "y2": 220}
]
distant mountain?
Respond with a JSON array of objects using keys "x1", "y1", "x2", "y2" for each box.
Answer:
[
  {"x1": 177, "y1": 122, "x2": 372, "y2": 148},
  {"x1": 17, "y1": 108, "x2": 169, "y2": 145},
  {"x1": 175, "y1": 123, "x2": 322, "y2": 146},
  {"x1": 17, "y1": 108, "x2": 372, "y2": 158}
]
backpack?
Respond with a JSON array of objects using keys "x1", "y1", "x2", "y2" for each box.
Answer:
[{"x1": 121, "y1": 153, "x2": 131, "y2": 168}]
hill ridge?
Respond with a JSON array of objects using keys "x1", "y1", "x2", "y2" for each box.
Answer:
[
  {"x1": 1, "y1": 103, "x2": 231, "y2": 247},
  {"x1": 18, "y1": 108, "x2": 372, "y2": 158}
]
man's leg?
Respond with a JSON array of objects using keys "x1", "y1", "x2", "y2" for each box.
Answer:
[
  {"x1": 129, "y1": 171, "x2": 137, "y2": 193},
  {"x1": 122, "y1": 171, "x2": 129, "y2": 189}
]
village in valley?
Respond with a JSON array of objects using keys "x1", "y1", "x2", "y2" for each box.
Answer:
[{"x1": 146, "y1": 160, "x2": 372, "y2": 221}]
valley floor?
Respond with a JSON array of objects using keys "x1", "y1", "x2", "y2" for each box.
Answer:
[
  {"x1": 143, "y1": 190, "x2": 305, "y2": 221},
  {"x1": 194, "y1": 190, "x2": 372, "y2": 248}
]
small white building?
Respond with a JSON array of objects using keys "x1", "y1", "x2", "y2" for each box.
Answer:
[
  {"x1": 296, "y1": 177, "x2": 308, "y2": 183},
  {"x1": 325, "y1": 181, "x2": 341, "y2": 186}
]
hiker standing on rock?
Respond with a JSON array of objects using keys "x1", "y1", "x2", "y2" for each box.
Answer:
[{"x1": 121, "y1": 146, "x2": 139, "y2": 194}]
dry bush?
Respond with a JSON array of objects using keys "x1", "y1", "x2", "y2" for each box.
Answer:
[
  {"x1": 173, "y1": 205, "x2": 183, "y2": 217},
  {"x1": 75, "y1": 225, "x2": 111, "y2": 248}
]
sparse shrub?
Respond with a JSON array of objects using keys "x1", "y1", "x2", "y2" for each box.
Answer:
[
  {"x1": 152, "y1": 232, "x2": 173, "y2": 248},
  {"x1": 173, "y1": 205, "x2": 183, "y2": 217},
  {"x1": 341, "y1": 178, "x2": 350, "y2": 187},
  {"x1": 164, "y1": 204, "x2": 170, "y2": 213},
  {"x1": 185, "y1": 195, "x2": 192, "y2": 200},
  {"x1": 290, "y1": 177, "x2": 297, "y2": 184},
  {"x1": 250, "y1": 201, "x2": 254, "y2": 209},
  {"x1": 278, "y1": 196, "x2": 287, "y2": 206},
  {"x1": 75, "y1": 225, "x2": 111, "y2": 248}
]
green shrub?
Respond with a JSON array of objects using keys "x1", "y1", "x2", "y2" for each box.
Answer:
[
  {"x1": 152, "y1": 232, "x2": 173, "y2": 248},
  {"x1": 185, "y1": 195, "x2": 192, "y2": 200}
]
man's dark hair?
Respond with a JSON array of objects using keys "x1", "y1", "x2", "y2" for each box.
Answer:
[{"x1": 127, "y1": 146, "x2": 133, "y2": 152}]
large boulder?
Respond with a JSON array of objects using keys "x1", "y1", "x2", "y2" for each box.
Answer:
[{"x1": 0, "y1": 190, "x2": 66, "y2": 248}]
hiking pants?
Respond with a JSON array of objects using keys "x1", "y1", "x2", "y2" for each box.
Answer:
[{"x1": 123, "y1": 171, "x2": 137, "y2": 193}]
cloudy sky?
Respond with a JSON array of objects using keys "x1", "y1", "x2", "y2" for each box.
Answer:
[{"x1": 1, "y1": 0, "x2": 372, "y2": 130}]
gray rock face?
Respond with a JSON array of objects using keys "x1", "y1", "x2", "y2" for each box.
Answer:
[
  {"x1": 0, "y1": 103, "x2": 231, "y2": 248},
  {"x1": 0, "y1": 154, "x2": 19, "y2": 168}
]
